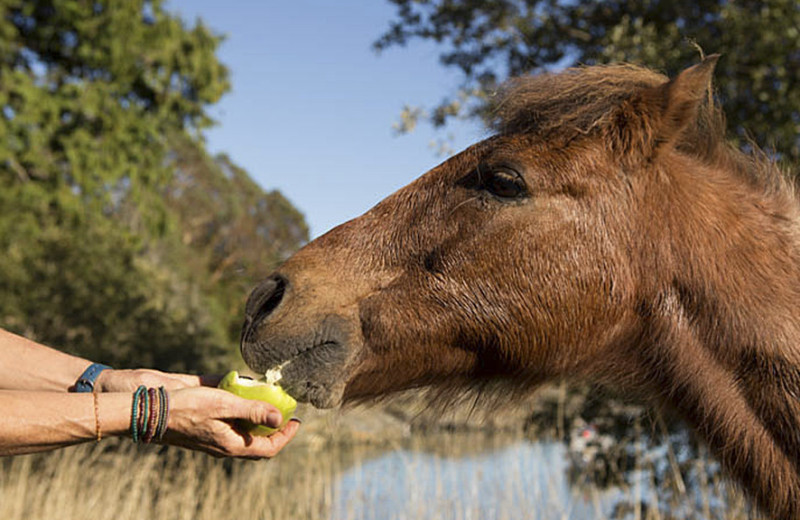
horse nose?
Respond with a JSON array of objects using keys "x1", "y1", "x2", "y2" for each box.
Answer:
[{"x1": 244, "y1": 274, "x2": 288, "y2": 330}]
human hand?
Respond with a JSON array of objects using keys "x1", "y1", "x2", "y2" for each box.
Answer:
[
  {"x1": 159, "y1": 386, "x2": 301, "y2": 459},
  {"x1": 96, "y1": 368, "x2": 221, "y2": 393}
]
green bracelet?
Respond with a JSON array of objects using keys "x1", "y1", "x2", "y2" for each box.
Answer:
[{"x1": 130, "y1": 385, "x2": 147, "y2": 443}]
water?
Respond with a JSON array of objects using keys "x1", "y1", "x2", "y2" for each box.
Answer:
[{"x1": 328, "y1": 436, "x2": 620, "y2": 520}]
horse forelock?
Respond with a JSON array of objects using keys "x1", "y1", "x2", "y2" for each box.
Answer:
[
  {"x1": 488, "y1": 64, "x2": 797, "y2": 210},
  {"x1": 488, "y1": 64, "x2": 667, "y2": 138}
]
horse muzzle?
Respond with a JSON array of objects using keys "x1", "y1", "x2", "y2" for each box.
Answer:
[{"x1": 240, "y1": 273, "x2": 358, "y2": 408}]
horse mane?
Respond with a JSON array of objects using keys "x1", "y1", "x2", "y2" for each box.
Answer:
[{"x1": 488, "y1": 64, "x2": 797, "y2": 205}]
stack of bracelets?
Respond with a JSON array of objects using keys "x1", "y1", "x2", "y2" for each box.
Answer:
[{"x1": 130, "y1": 385, "x2": 170, "y2": 443}]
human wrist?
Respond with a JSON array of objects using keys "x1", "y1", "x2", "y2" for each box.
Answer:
[
  {"x1": 95, "y1": 392, "x2": 138, "y2": 438},
  {"x1": 91, "y1": 366, "x2": 118, "y2": 392}
]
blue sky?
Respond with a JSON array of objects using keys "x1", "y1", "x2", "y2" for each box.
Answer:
[{"x1": 166, "y1": 1, "x2": 485, "y2": 238}]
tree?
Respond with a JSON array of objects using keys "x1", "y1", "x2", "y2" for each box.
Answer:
[
  {"x1": 0, "y1": 0, "x2": 228, "y2": 223},
  {"x1": 377, "y1": 0, "x2": 800, "y2": 162},
  {"x1": 163, "y1": 134, "x2": 308, "y2": 352},
  {"x1": 0, "y1": 1, "x2": 308, "y2": 372}
]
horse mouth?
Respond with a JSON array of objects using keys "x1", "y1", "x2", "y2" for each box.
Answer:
[{"x1": 241, "y1": 338, "x2": 349, "y2": 409}]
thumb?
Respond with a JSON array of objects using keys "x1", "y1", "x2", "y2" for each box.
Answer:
[{"x1": 223, "y1": 395, "x2": 283, "y2": 428}]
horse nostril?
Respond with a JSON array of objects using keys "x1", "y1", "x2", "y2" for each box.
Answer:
[{"x1": 245, "y1": 274, "x2": 288, "y2": 329}]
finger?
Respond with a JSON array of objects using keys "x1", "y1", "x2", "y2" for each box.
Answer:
[
  {"x1": 198, "y1": 374, "x2": 224, "y2": 387},
  {"x1": 219, "y1": 393, "x2": 283, "y2": 428},
  {"x1": 160, "y1": 372, "x2": 206, "y2": 388},
  {"x1": 131, "y1": 370, "x2": 203, "y2": 391},
  {"x1": 249, "y1": 419, "x2": 301, "y2": 458}
]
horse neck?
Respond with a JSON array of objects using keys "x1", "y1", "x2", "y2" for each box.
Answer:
[{"x1": 634, "y1": 156, "x2": 800, "y2": 518}]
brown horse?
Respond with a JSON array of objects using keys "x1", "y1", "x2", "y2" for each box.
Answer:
[{"x1": 240, "y1": 56, "x2": 800, "y2": 519}]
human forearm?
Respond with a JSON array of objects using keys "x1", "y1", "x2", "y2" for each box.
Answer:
[
  {"x1": 0, "y1": 390, "x2": 131, "y2": 456},
  {"x1": 0, "y1": 328, "x2": 93, "y2": 391}
]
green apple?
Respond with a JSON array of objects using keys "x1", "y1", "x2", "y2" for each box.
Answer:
[{"x1": 218, "y1": 370, "x2": 297, "y2": 436}]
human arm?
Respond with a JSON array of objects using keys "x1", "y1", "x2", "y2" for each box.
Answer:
[
  {"x1": 0, "y1": 328, "x2": 96, "y2": 392},
  {"x1": 0, "y1": 387, "x2": 300, "y2": 457},
  {"x1": 0, "y1": 328, "x2": 206, "y2": 393}
]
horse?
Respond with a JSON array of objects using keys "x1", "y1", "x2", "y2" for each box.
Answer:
[{"x1": 240, "y1": 56, "x2": 800, "y2": 519}]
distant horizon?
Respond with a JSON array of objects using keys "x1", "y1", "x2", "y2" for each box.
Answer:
[{"x1": 167, "y1": 1, "x2": 484, "y2": 238}]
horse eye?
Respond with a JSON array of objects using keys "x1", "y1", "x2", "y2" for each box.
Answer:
[{"x1": 483, "y1": 169, "x2": 526, "y2": 199}]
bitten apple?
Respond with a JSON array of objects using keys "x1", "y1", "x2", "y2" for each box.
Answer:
[{"x1": 218, "y1": 370, "x2": 297, "y2": 436}]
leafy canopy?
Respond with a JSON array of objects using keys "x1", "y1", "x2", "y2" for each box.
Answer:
[
  {"x1": 0, "y1": 0, "x2": 308, "y2": 371},
  {"x1": 377, "y1": 0, "x2": 800, "y2": 162}
]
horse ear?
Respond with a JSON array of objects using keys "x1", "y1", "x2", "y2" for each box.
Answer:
[
  {"x1": 611, "y1": 54, "x2": 720, "y2": 161},
  {"x1": 657, "y1": 54, "x2": 720, "y2": 144}
]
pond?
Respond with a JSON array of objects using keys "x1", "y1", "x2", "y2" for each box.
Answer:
[{"x1": 331, "y1": 436, "x2": 616, "y2": 520}]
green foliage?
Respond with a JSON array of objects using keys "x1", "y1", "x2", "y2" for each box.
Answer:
[
  {"x1": 0, "y1": 1, "x2": 308, "y2": 372},
  {"x1": 162, "y1": 134, "x2": 308, "y2": 355},
  {"x1": 0, "y1": 0, "x2": 229, "y2": 221},
  {"x1": 0, "y1": 194, "x2": 222, "y2": 371},
  {"x1": 377, "y1": 0, "x2": 800, "y2": 161}
]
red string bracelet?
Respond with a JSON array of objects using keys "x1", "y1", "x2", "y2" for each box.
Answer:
[{"x1": 92, "y1": 391, "x2": 102, "y2": 442}]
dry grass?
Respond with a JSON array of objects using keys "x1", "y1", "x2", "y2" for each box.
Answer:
[
  {"x1": 0, "y1": 432, "x2": 757, "y2": 520},
  {"x1": 1, "y1": 439, "x2": 344, "y2": 520}
]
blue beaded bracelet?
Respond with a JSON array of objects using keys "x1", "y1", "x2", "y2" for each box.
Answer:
[{"x1": 130, "y1": 385, "x2": 147, "y2": 443}]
